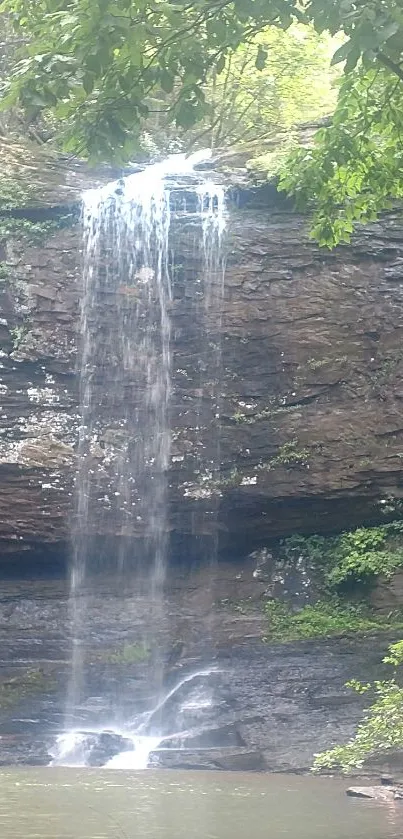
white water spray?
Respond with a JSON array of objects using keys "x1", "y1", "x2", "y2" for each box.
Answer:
[
  {"x1": 51, "y1": 668, "x2": 219, "y2": 769},
  {"x1": 54, "y1": 153, "x2": 226, "y2": 767}
]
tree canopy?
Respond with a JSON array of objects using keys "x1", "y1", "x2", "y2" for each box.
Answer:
[
  {"x1": 1, "y1": 0, "x2": 403, "y2": 245},
  {"x1": 142, "y1": 25, "x2": 337, "y2": 155}
]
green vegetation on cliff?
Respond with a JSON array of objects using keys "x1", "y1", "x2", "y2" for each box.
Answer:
[
  {"x1": 313, "y1": 641, "x2": 403, "y2": 772},
  {"x1": 0, "y1": 668, "x2": 56, "y2": 710},
  {"x1": 265, "y1": 599, "x2": 403, "y2": 642},
  {"x1": 95, "y1": 642, "x2": 150, "y2": 665},
  {"x1": 281, "y1": 522, "x2": 403, "y2": 590},
  {"x1": 265, "y1": 520, "x2": 403, "y2": 642}
]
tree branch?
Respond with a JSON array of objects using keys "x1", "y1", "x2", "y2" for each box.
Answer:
[{"x1": 377, "y1": 52, "x2": 403, "y2": 82}]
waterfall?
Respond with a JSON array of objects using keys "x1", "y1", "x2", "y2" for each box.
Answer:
[{"x1": 53, "y1": 154, "x2": 226, "y2": 767}]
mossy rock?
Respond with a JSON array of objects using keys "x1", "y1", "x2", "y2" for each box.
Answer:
[{"x1": 0, "y1": 668, "x2": 57, "y2": 710}]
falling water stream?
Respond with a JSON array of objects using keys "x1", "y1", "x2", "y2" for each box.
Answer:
[{"x1": 51, "y1": 153, "x2": 226, "y2": 768}]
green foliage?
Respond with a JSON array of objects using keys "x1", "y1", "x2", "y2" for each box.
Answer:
[
  {"x1": 327, "y1": 523, "x2": 403, "y2": 587},
  {"x1": 269, "y1": 440, "x2": 310, "y2": 468},
  {"x1": 177, "y1": 26, "x2": 337, "y2": 152},
  {"x1": 0, "y1": 214, "x2": 75, "y2": 244},
  {"x1": 280, "y1": 521, "x2": 403, "y2": 590},
  {"x1": 0, "y1": 176, "x2": 37, "y2": 210},
  {"x1": 0, "y1": 668, "x2": 55, "y2": 709},
  {"x1": 384, "y1": 639, "x2": 403, "y2": 667},
  {"x1": 313, "y1": 641, "x2": 403, "y2": 772},
  {"x1": 265, "y1": 598, "x2": 403, "y2": 642},
  {"x1": 0, "y1": 0, "x2": 402, "y2": 243},
  {"x1": 279, "y1": 66, "x2": 403, "y2": 247},
  {"x1": 0, "y1": 0, "x2": 277, "y2": 161},
  {"x1": 10, "y1": 323, "x2": 27, "y2": 349},
  {"x1": 97, "y1": 642, "x2": 150, "y2": 665},
  {"x1": 277, "y1": 0, "x2": 403, "y2": 245}
]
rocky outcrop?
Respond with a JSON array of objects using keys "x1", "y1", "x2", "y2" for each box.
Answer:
[
  {"x1": 347, "y1": 786, "x2": 403, "y2": 801},
  {"x1": 0, "y1": 568, "x2": 398, "y2": 769},
  {"x1": 0, "y1": 142, "x2": 403, "y2": 559}
]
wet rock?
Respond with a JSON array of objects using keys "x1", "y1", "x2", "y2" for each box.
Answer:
[
  {"x1": 347, "y1": 786, "x2": 403, "y2": 801},
  {"x1": 1, "y1": 151, "x2": 403, "y2": 556},
  {"x1": 162, "y1": 723, "x2": 244, "y2": 750},
  {"x1": 86, "y1": 731, "x2": 133, "y2": 766},
  {"x1": 214, "y1": 750, "x2": 265, "y2": 772},
  {"x1": 51, "y1": 730, "x2": 134, "y2": 767},
  {"x1": 0, "y1": 577, "x2": 399, "y2": 771},
  {"x1": 150, "y1": 747, "x2": 259, "y2": 771}
]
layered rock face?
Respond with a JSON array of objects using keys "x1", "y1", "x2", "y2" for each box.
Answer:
[
  {"x1": 0, "y1": 151, "x2": 403, "y2": 559},
  {"x1": 1, "y1": 145, "x2": 403, "y2": 770},
  {"x1": 0, "y1": 568, "x2": 395, "y2": 771}
]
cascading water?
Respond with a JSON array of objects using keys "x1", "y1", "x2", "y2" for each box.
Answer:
[{"x1": 51, "y1": 153, "x2": 226, "y2": 768}]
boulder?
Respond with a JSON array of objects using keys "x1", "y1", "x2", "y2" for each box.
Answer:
[{"x1": 347, "y1": 785, "x2": 403, "y2": 801}]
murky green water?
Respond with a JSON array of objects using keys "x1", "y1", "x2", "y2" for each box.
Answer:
[{"x1": 0, "y1": 768, "x2": 402, "y2": 839}]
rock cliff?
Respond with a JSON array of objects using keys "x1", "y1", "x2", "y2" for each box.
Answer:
[
  {"x1": 0, "y1": 141, "x2": 403, "y2": 561},
  {"x1": 0, "y1": 569, "x2": 396, "y2": 771},
  {"x1": 1, "y1": 141, "x2": 403, "y2": 771}
]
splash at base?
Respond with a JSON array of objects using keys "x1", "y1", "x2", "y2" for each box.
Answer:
[{"x1": 50, "y1": 668, "x2": 219, "y2": 769}]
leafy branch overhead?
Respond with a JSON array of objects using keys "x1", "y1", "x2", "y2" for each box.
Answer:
[{"x1": 1, "y1": 0, "x2": 403, "y2": 245}]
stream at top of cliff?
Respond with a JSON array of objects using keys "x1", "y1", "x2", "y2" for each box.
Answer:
[{"x1": 1, "y1": 768, "x2": 403, "y2": 839}]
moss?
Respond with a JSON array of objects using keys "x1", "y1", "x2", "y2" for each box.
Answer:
[
  {"x1": 95, "y1": 642, "x2": 150, "y2": 665},
  {"x1": 269, "y1": 439, "x2": 310, "y2": 468},
  {"x1": 0, "y1": 176, "x2": 38, "y2": 211},
  {"x1": 264, "y1": 598, "x2": 403, "y2": 642},
  {"x1": 216, "y1": 596, "x2": 256, "y2": 614},
  {"x1": 231, "y1": 400, "x2": 306, "y2": 425},
  {"x1": 231, "y1": 404, "x2": 275, "y2": 424},
  {"x1": 304, "y1": 355, "x2": 348, "y2": 371},
  {"x1": 0, "y1": 668, "x2": 56, "y2": 710},
  {"x1": 0, "y1": 213, "x2": 76, "y2": 245},
  {"x1": 0, "y1": 262, "x2": 9, "y2": 282},
  {"x1": 306, "y1": 357, "x2": 330, "y2": 370},
  {"x1": 371, "y1": 351, "x2": 403, "y2": 389}
]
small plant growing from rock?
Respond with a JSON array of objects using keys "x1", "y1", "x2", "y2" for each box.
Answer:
[
  {"x1": 269, "y1": 439, "x2": 310, "y2": 468},
  {"x1": 10, "y1": 323, "x2": 28, "y2": 350},
  {"x1": 96, "y1": 642, "x2": 150, "y2": 665}
]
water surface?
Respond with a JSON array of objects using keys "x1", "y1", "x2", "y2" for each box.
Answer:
[{"x1": 0, "y1": 768, "x2": 402, "y2": 839}]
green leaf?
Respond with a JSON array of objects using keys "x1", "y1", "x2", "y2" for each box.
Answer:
[
  {"x1": 255, "y1": 45, "x2": 267, "y2": 71},
  {"x1": 331, "y1": 39, "x2": 353, "y2": 66},
  {"x1": 82, "y1": 73, "x2": 94, "y2": 94},
  {"x1": 215, "y1": 53, "x2": 226, "y2": 75},
  {"x1": 160, "y1": 70, "x2": 174, "y2": 93}
]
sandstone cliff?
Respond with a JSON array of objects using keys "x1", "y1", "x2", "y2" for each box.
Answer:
[{"x1": 0, "y1": 141, "x2": 403, "y2": 561}]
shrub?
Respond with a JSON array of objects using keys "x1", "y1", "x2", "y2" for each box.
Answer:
[
  {"x1": 264, "y1": 599, "x2": 403, "y2": 642},
  {"x1": 313, "y1": 641, "x2": 403, "y2": 772}
]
